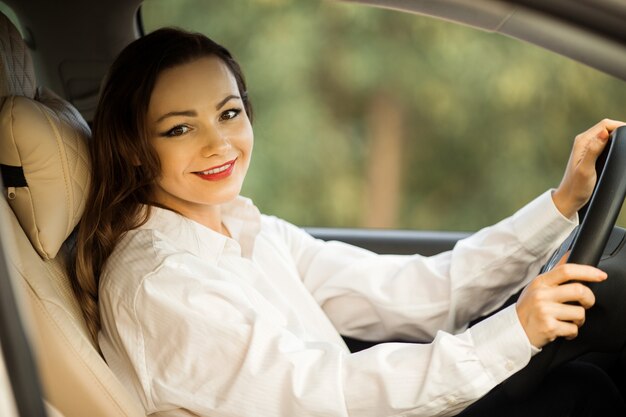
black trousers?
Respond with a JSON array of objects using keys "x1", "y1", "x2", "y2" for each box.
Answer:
[
  {"x1": 458, "y1": 361, "x2": 625, "y2": 416},
  {"x1": 458, "y1": 267, "x2": 626, "y2": 416}
]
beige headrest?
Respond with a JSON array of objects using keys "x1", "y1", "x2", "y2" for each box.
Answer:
[
  {"x1": 0, "y1": 12, "x2": 35, "y2": 98},
  {"x1": 0, "y1": 88, "x2": 91, "y2": 259}
]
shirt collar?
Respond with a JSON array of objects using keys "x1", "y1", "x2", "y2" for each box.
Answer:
[{"x1": 139, "y1": 196, "x2": 262, "y2": 262}]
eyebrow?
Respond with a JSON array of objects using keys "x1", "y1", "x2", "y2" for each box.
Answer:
[
  {"x1": 216, "y1": 94, "x2": 241, "y2": 110},
  {"x1": 155, "y1": 110, "x2": 197, "y2": 123},
  {"x1": 155, "y1": 95, "x2": 241, "y2": 123}
]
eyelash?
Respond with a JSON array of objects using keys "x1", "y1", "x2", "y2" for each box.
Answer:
[
  {"x1": 220, "y1": 108, "x2": 242, "y2": 121},
  {"x1": 163, "y1": 125, "x2": 191, "y2": 137},
  {"x1": 161, "y1": 108, "x2": 242, "y2": 137}
]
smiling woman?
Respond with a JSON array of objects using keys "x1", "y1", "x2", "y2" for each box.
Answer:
[
  {"x1": 69, "y1": 28, "x2": 254, "y2": 342},
  {"x1": 7, "y1": 1, "x2": 626, "y2": 416},
  {"x1": 60, "y1": 22, "x2": 626, "y2": 416},
  {"x1": 148, "y1": 56, "x2": 253, "y2": 232}
]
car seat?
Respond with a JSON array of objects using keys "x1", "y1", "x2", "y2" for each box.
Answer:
[{"x1": 0, "y1": 11, "x2": 144, "y2": 417}]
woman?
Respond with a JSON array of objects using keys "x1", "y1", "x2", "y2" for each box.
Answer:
[{"x1": 70, "y1": 27, "x2": 626, "y2": 416}]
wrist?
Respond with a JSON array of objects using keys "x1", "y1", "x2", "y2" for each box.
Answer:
[{"x1": 552, "y1": 188, "x2": 577, "y2": 219}]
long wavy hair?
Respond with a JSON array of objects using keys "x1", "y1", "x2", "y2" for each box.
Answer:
[{"x1": 69, "y1": 27, "x2": 253, "y2": 345}]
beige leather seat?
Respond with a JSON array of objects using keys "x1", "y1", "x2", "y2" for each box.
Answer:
[{"x1": 0, "y1": 12, "x2": 144, "y2": 417}]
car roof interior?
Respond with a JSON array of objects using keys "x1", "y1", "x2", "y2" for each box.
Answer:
[{"x1": 4, "y1": 0, "x2": 626, "y2": 121}]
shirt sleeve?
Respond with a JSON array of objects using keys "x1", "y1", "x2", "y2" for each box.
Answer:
[
  {"x1": 129, "y1": 258, "x2": 534, "y2": 417},
  {"x1": 268, "y1": 190, "x2": 577, "y2": 342}
]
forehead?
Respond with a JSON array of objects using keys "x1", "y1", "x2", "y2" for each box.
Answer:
[{"x1": 148, "y1": 56, "x2": 239, "y2": 118}]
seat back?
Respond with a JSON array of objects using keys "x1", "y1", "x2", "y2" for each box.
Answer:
[{"x1": 0, "y1": 12, "x2": 144, "y2": 417}]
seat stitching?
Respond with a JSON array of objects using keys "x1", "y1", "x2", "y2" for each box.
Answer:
[{"x1": 19, "y1": 278, "x2": 138, "y2": 417}]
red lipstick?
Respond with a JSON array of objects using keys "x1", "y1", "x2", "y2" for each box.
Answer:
[{"x1": 194, "y1": 159, "x2": 236, "y2": 181}]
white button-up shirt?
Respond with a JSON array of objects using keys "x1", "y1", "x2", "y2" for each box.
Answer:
[{"x1": 98, "y1": 191, "x2": 576, "y2": 417}]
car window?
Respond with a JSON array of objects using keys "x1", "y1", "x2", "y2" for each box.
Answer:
[{"x1": 141, "y1": 0, "x2": 626, "y2": 231}]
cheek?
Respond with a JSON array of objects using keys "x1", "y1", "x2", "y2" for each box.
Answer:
[
  {"x1": 235, "y1": 123, "x2": 254, "y2": 155},
  {"x1": 242, "y1": 134, "x2": 253, "y2": 156},
  {"x1": 153, "y1": 144, "x2": 191, "y2": 178}
]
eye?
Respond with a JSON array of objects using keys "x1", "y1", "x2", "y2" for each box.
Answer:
[
  {"x1": 163, "y1": 124, "x2": 191, "y2": 137},
  {"x1": 220, "y1": 108, "x2": 242, "y2": 121}
]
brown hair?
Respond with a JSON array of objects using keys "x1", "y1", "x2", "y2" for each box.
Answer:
[{"x1": 69, "y1": 27, "x2": 252, "y2": 344}]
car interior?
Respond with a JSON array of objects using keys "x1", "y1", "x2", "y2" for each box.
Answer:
[
  {"x1": 2, "y1": 1, "x2": 626, "y2": 416},
  {"x1": 0, "y1": 11, "x2": 145, "y2": 417}
]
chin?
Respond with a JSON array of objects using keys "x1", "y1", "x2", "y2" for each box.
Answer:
[{"x1": 196, "y1": 188, "x2": 242, "y2": 206}]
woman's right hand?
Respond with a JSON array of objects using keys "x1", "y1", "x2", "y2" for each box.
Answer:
[{"x1": 516, "y1": 261, "x2": 607, "y2": 348}]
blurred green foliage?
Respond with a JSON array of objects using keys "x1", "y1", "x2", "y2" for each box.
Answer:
[{"x1": 142, "y1": 0, "x2": 626, "y2": 231}]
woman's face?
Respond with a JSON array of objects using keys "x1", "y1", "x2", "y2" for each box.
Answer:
[{"x1": 147, "y1": 56, "x2": 253, "y2": 219}]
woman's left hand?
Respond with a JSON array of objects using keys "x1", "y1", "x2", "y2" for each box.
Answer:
[{"x1": 553, "y1": 119, "x2": 626, "y2": 219}]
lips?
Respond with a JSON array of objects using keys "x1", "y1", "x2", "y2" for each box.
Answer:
[{"x1": 193, "y1": 159, "x2": 237, "y2": 181}]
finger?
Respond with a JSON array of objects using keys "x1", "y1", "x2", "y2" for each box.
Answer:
[
  {"x1": 541, "y1": 264, "x2": 607, "y2": 286},
  {"x1": 575, "y1": 119, "x2": 626, "y2": 163},
  {"x1": 598, "y1": 118, "x2": 626, "y2": 134},
  {"x1": 556, "y1": 320, "x2": 580, "y2": 340},
  {"x1": 585, "y1": 119, "x2": 626, "y2": 140},
  {"x1": 548, "y1": 302, "x2": 587, "y2": 326},
  {"x1": 549, "y1": 282, "x2": 596, "y2": 309}
]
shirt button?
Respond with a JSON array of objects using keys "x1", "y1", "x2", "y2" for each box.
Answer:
[{"x1": 505, "y1": 360, "x2": 515, "y2": 372}]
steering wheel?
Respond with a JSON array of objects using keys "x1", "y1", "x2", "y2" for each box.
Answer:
[
  {"x1": 504, "y1": 126, "x2": 626, "y2": 398},
  {"x1": 503, "y1": 126, "x2": 626, "y2": 399},
  {"x1": 541, "y1": 125, "x2": 626, "y2": 273}
]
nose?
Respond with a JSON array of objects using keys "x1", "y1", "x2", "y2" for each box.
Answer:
[{"x1": 200, "y1": 125, "x2": 231, "y2": 157}]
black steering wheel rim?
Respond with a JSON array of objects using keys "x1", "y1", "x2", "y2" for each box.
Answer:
[{"x1": 550, "y1": 126, "x2": 626, "y2": 269}]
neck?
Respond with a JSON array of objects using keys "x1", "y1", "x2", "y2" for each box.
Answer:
[
  {"x1": 152, "y1": 202, "x2": 229, "y2": 236},
  {"x1": 184, "y1": 205, "x2": 228, "y2": 236},
  {"x1": 149, "y1": 187, "x2": 237, "y2": 236}
]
